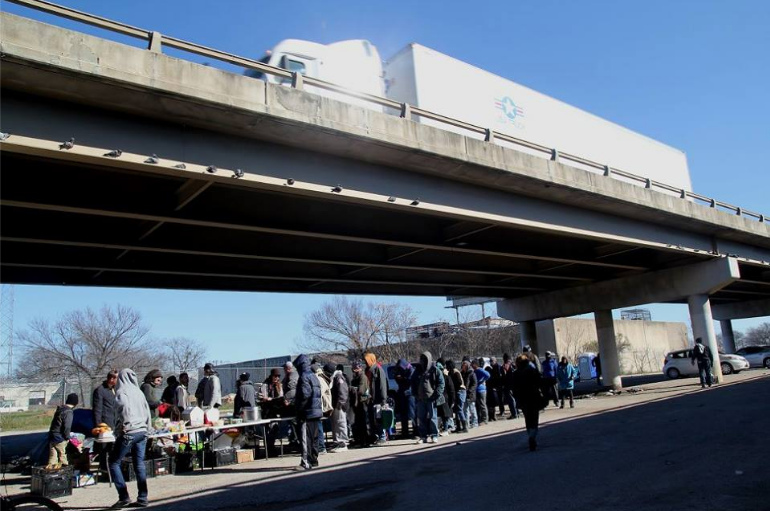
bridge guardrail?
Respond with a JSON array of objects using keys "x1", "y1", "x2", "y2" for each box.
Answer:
[{"x1": 3, "y1": 0, "x2": 765, "y2": 224}]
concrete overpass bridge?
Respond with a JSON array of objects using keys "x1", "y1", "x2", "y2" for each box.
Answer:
[{"x1": 1, "y1": 2, "x2": 769, "y2": 388}]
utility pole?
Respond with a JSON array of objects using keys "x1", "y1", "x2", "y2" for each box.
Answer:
[{"x1": 0, "y1": 284, "x2": 15, "y2": 380}]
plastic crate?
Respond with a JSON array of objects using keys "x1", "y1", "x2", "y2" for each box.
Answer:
[
  {"x1": 120, "y1": 458, "x2": 156, "y2": 481},
  {"x1": 150, "y1": 457, "x2": 173, "y2": 477},
  {"x1": 173, "y1": 451, "x2": 201, "y2": 474},
  {"x1": 204, "y1": 447, "x2": 237, "y2": 468},
  {"x1": 31, "y1": 466, "x2": 74, "y2": 499}
]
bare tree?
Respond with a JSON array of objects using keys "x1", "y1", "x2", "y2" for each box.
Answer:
[
  {"x1": 558, "y1": 321, "x2": 593, "y2": 364},
  {"x1": 299, "y1": 297, "x2": 417, "y2": 362},
  {"x1": 742, "y1": 322, "x2": 770, "y2": 348},
  {"x1": 162, "y1": 337, "x2": 208, "y2": 375},
  {"x1": 15, "y1": 305, "x2": 156, "y2": 405}
]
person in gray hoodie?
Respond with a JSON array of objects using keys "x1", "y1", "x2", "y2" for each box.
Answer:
[
  {"x1": 109, "y1": 368, "x2": 152, "y2": 508},
  {"x1": 411, "y1": 351, "x2": 445, "y2": 444}
]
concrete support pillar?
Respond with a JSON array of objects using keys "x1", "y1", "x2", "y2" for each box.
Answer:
[
  {"x1": 688, "y1": 294, "x2": 723, "y2": 383},
  {"x1": 720, "y1": 320, "x2": 736, "y2": 354},
  {"x1": 537, "y1": 319, "x2": 559, "y2": 357},
  {"x1": 520, "y1": 321, "x2": 538, "y2": 354},
  {"x1": 594, "y1": 310, "x2": 622, "y2": 391}
]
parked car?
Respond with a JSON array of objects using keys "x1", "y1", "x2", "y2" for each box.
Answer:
[
  {"x1": 734, "y1": 346, "x2": 770, "y2": 369},
  {"x1": 663, "y1": 349, "x2": 749, "y2": 379}
]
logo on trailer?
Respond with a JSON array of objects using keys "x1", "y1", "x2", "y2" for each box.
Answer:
[{"x1": 495, "y1": 96, "x2": 524, "y2": 122}]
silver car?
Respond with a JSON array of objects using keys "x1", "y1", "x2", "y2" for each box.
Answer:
[
  {"x1": 734, "y1": 346, "x2": 770, "y2": 369},
  {"x1": 663, "y1": 349, "x2": 750, "y2": 379}
]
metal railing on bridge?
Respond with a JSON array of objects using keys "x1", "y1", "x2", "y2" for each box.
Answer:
[{"x1": 3, "y1": 0, "x2": 766, "y2": 224}]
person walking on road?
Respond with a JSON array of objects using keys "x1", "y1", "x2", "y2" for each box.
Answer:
[
  {"x1": 109, "y1": 368, "x2": 152, "y2": 508},
  {"x1": 512, "y1": 355, "x2": 544, "y2": 452},
  {"x1": 557, "y1": 356, "x2": 577, "y2": 409},
  {"x1": 542, "y1": 352, "x2": 560, "y2": 407},
  {"x1": 690, "y1": 337, "x2": 714, "y2": 388},
  {"x1": 293, "y1": 354, "x2": 322, "y2": 470},
  {"x1": 412, "y1": 351, "x2": 444, "y2": 444},
  {"x1": 472, "y1": 358, "x2": 490, "y2": 425}
]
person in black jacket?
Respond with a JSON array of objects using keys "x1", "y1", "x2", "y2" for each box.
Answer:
[
  {"x1": 461, "y1": 358, "x2": 478, "y2": 428},
  {"x1": 92, "y1": 370, "x2": 119, "y2": 470},
  {"x1": 160, "y1": 376, "x2": 179, "y2": 405},
  {"x1": 690, "y1": 337, "x2": 714, "y2": 388},
  {"x1": 512, "y1": 355, "x2": 544, "y2": 451},
  {"x1": 293, "y1": 354, "x2": 322, "y2": 470},
  {"x1": 93, "y1": 370, "x2": 119, "y2": 430},
  {"x1": 364, "y1": 352, "x2": 388, "y2": 445},
  {"x1": 140, "y1": 369, "x2": 163, "y2": 418},
  {"x1": 48, "y1": 393, "x2": 78, "y2": 467},
  {"x1": 437, "y1": 359, "x2": 455, "y2": 435}
]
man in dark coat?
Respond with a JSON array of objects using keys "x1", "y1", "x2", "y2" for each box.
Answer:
[
  {"x1": 394, "y1": 359, "x2": 415, "y2": 439},
  {"x1": 486, "y1": 356, "x2": 503, "y2": 420},
  {"x1": 93, "y1": 370, "x2": 119, "y2": 469},
  {"x1": 364, "y1": 352, "x2": 389, "y2": 445},
  {"x1": 293, "y1": 354, "x2": 322, "y2": 470},
  {"x1": 690, "y1": 337, "x2": 714, "y2": 388},
  {"x1": 93, "y1": 370, "x2": 119, "y2": 430},
  {"x1": 512, "y1": 355, "x2": 544, "y2": 451}
]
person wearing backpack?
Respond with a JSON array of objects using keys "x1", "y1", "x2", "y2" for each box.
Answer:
[{"x1": 690, "y1": 337, "x2": 714, "y2": 388}]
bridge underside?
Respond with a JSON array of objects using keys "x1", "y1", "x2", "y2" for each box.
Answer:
[{"x1": 2, "y1": 149, "x2": 768, "y2": 306}]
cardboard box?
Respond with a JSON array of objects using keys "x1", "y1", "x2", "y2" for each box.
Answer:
[{"x1": 236, "y1": 449, "x2": 254, "y2": 464}]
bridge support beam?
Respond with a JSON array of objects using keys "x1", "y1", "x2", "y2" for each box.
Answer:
[
  {"x1": 688, "y1": 294, "x2": 723, "y2": 383},
  {"x1": 711, "y1": 298, "x2": 770, "y2": 321},
  {"x1": 498, "y1": 257, "x2": 740, "y2": 322},
  {"x1": 720, "y1": 320, "x2": 736, "y2": 354},
  {"x1": 595, "y1": 310, "x2": 622, "y2": 391}
]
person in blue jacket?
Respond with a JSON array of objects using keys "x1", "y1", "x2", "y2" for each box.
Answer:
[
  {"x1": 293, "y1": 354, "x2": 322, "y2": 470},
  {"x1": 541, "y1": 351, "x2": 559, "y2": 407},
  {"x1": 556, "y1": 356, "x2": 577, "y2": 409},
  {"x1": 471, "y1": 358, "x2": 490, "y2": 425}
]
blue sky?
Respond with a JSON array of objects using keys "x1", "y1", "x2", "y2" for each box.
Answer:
[{"x1": 2, "y1": 0, "x2": 768, "y2": 363}]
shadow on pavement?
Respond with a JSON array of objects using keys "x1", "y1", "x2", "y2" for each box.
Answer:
[{"x1": 112, "y1": 375, "x2": 768, "y2": 511}]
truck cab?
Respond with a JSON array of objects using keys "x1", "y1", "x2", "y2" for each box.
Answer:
[{"x1": 247, "y1": 39, "x2": 384, "y2": 108}]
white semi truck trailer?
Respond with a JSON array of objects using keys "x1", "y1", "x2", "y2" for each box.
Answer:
[{"x1": 252, "y1": 40, "x2": 692, "y2": 192}]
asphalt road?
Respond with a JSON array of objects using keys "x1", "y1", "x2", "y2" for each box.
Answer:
[{"x1": 2, "y1": 372, "x2": 767, "y2": 510}]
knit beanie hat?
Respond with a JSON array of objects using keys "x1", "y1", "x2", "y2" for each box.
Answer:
[{"x1": 66, "y1": 393, "x2": 79, "y2": 406}]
